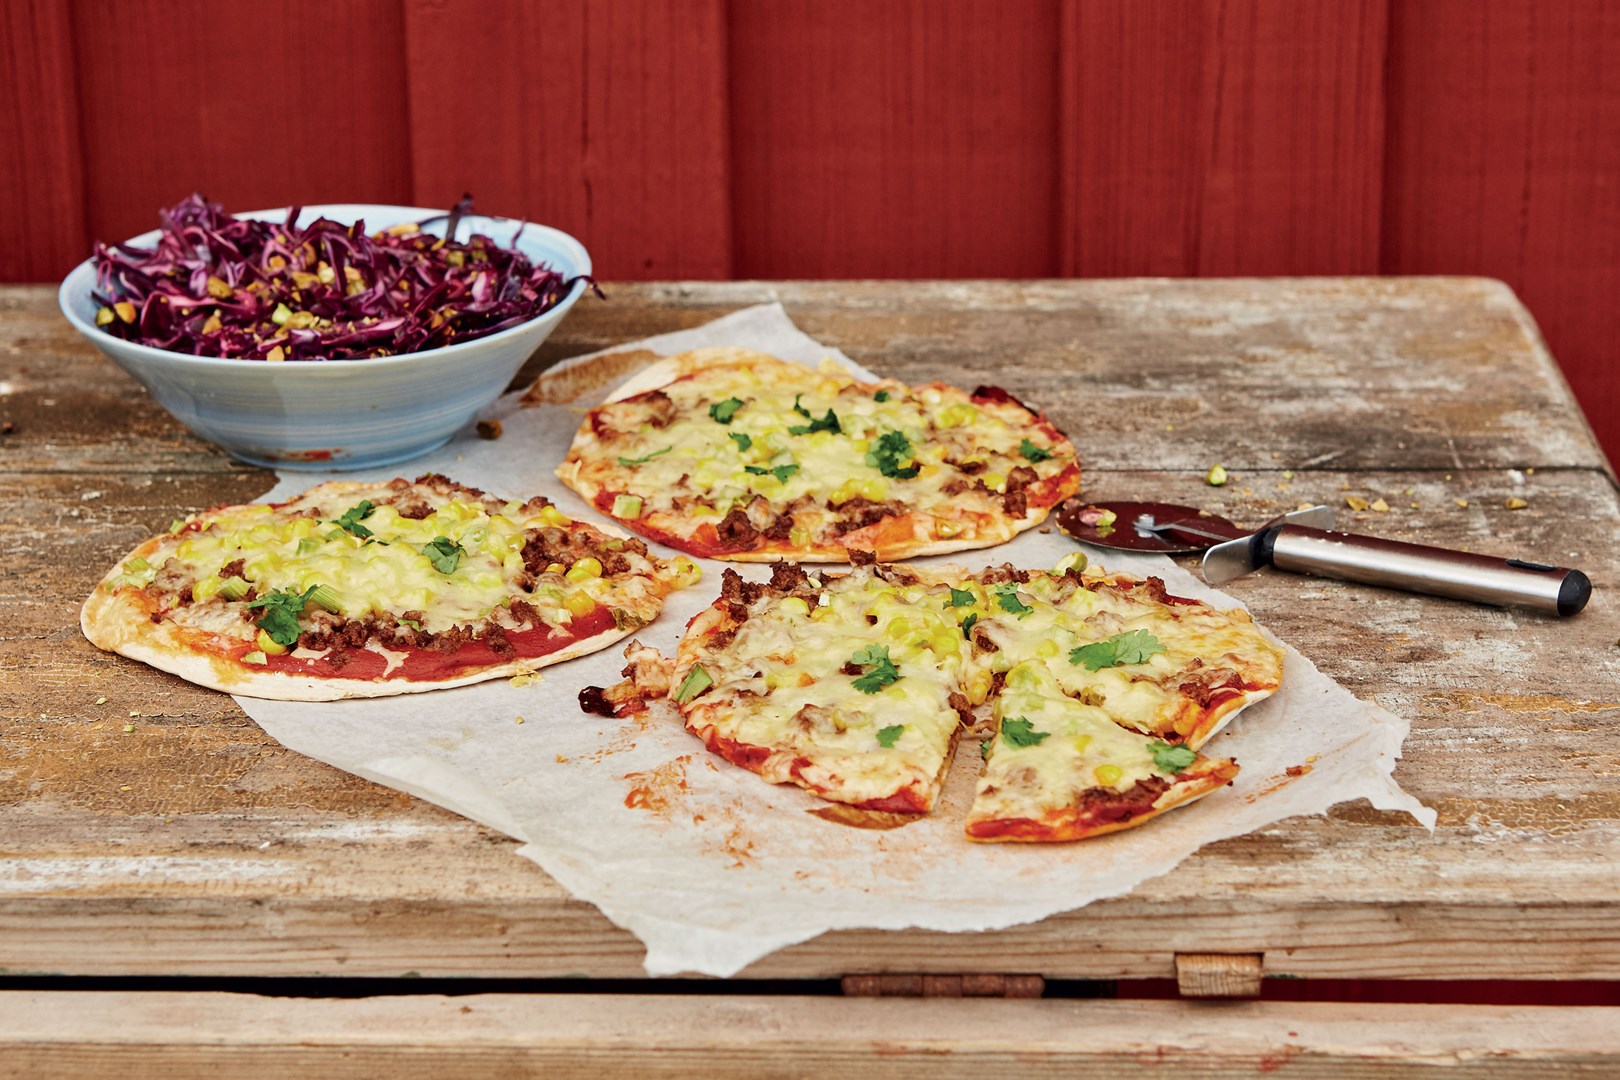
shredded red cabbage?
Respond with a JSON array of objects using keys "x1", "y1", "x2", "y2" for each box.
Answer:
[{"x1": 90, "y1": 194, "x2": 594, "y2": 361}]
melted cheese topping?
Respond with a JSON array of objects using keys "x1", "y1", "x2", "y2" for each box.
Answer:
[
  {"x1": 573, "y1": 353, "x2": 1077, "y2": 548},
  {"x1": 683, "y1": 569, "x2": 969, "y2": 808},
  {"x1": 105, "y1": 480, "x2": 685, "y2": 655},
  {"x1": 676, "y1": 558, "x2": 1281, "y2": 828}
]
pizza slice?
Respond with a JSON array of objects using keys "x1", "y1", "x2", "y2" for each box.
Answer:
[
  {"x1": 556, "y1": 348, "x2": 1080, "y2": 562},
  {"x1": 964, "y1": 659, "x2": 1239, "y2": 842},
  {"x1": 82, "y1": 475, "x2": 699, "y2": 700}
]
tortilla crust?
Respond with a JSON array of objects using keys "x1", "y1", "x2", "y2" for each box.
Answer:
[
  {"x1": 81, "y1": 481, "x2": 675, "y2": 702},
  {"x1": 81, "y1": 561, "x2": 644, "y2": 702},
  {"x1": 963, "y1": 758, "x2": 1241, "y2": 843},
  {"x1": 557, "y1": 349, "x2": 1081, "y2": 562}
]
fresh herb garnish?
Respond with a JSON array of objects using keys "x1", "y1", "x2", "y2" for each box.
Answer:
[
  {"x1": 745, "y1": 463, "x2": 800, "y2": 483},
  {"x1": 874, "y1": 390, "x2": 891, "y2": 403},
  {"x1": 728, "y1": 432, "x2": 752, "y2": 453},
  {"x1": 422, "y1": 536, "x2": 466, "y2": 574},
  {"x1": 946, "y1": 587, "x2": 976, "y2": 608},
  {"x1": 709, "y1": 398, "x2": 744, "y2": 424},
  {"x1": 850, "y1": 644, "x2": 902, "y2": 694},
  {"x1": 994, "y1": 586, "x2": 1032, "y2": 618},
  {"x1": 960, "y1": 612, "x2": 979, "y2": 640},
  {"x1": 865, "y1": 430, "x2": 920, "y2": 479},
  {"x1": 245, "y1": 585, "x2": 318, "y2": 647},
  {"x1": 876, "y1": 724, "x2": 904, "y2": 748},
  {"x1": 617, "y1": 446, "x2": 671, "y2": 467},
  {"x1": 331, "y1": 500, "x2": 376, "y2": 539},
  {"x1": 999, "y1": 717, "x2": 1049, "y2": 748},
  {"x1": 1019, "y1": 438, "x2": 1053, "y2": 463},
  {"x1": 1069, "y1": 629, "x2": 1166, "y2": 671},
  {"x1": 1149, "y1": 740, "x2": 1197, "y2": 774},
  {"x1": 789, "y1": 410, "x2": 841, "y2": 436},
  {"x1": 673, "y1": 664, "x2": 714, "y2": 703},
  {"x1": 979, "y1": 738, "x2": 992, "y2": 760}
]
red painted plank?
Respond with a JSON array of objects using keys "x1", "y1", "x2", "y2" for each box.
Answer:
[
  {"x1": 403, "y1": 0, "x2": 732, "y2": 280},
  {"x1": 0, "y1": 0, "x2": 86, "y2": 280},
  {"x1": 71, "y1": 0, "x2": 412, "y2": 248},
  {"x1": 728, "y1": 0, "x2": 1059, "y2": 279},
  {"x1": 1383, "y1": 0, "x2": 1620, "y2": 463},
  {"x1": 1058, "y1": 0, "x2": 1388, "y2": 277}
]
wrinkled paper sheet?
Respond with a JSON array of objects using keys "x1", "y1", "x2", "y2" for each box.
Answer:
[{"x1": 242, "y1": 302, "x2": 1434, "y2": 977}]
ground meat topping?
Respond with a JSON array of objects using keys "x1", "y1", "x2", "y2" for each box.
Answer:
[{"x1": 717, "y1": 507, "x2": 760, "y2": 549}]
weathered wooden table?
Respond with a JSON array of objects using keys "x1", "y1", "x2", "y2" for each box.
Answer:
[{"x1": 3, "y1": 279, "x2": 1618, "y2": 1075}]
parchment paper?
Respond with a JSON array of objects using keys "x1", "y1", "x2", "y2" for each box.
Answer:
[{"x1": 241, "y1": 303, "x2": 1434, "y2": 977}]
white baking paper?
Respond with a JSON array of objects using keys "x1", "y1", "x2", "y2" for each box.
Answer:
[{"x1": 240, "y1": 303, "x2": 1434, "y2": 977}]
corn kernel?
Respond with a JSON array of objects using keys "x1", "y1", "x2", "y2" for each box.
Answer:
[
  {"x1": 1035, "y1": 639, "x2": 1060, "y2": 660},
  {"x1": 1073, "y1": 734, "x2": 1093, "y2": 753},
  {"x1": 781, "y1": 596, "x2": 811, "y2": 618},
  {"x1": 544, "y1": 562, "x2": 564, "y2": 576},
  {"x1": 672, "y1": 556, "x2": 702, "y2": 587},
  {"x1": 936, "y1": 521, "x2": 963, "y2": 539},
  {"x1": 1095, "y1": 764, "x2": 1123, "y2": 786},
  {"x1": 982, "y1": 472, "x2": 1007, "y2": 494},
  {"x1": 256, "y1": 629, "x2": 289, "y2": 656},
  {"x1": 564, "y1": 592, "x2": 596, "y2": 618},
  {"x1": 789, "y1": 526, "x2": 811, "y2": 547},
  {"x1": 884, "y1": 617, "x2": 913, "y2": 639},
  {"x1": 565, "y1": 557, "x2": 603, "y2": 583},
  {"x1": 538, "y1": 505, "x2": 570, "y2": 527},
  {"x1": 938, "y1": 402, "x2": 978, "y2": 428}
]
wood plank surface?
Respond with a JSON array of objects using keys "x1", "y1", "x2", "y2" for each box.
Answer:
[
  {"x1": 2, "y1": 280, "x2": 1617, "y2": 985},
  {"x1": 0, "y1": 0, "x2": 85, "y2": 281},
  {"x1": 403, "y1": 0, "x2": 734, "y2": 280},
  {"x1": 1382, "y1": 0, "x2": 1620, "y2": 471},
  {"x1": 1058, "y1": 0, "x2": 1389, "y2": 277},
  {"x1": 69, "y1": 0, "x2": 414, "y2": 249},
  {"x1": 6, "y1": 992, "x2": 1620, "y2": 1078},
  {"x1": 728, "y1": 0, "x2": 1060, "y2": 278}
]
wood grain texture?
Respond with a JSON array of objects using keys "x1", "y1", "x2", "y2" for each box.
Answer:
[
  {"x1": 2, "y1": 281, "x2": 1617, "y2": 987},
  {"x1": 0, "y1": 0, "x2": 85, "y2": 281},
  {"x1": 1382, "y1": 0, "x2": 1620, "y2": 464},
  {"x1": 728, "y1": 0, "x2": 1060, "y2": 278},
  {"x1": 404, "y1": 0, "x2": 732, "y2": 279},
  {"x1": 6, "y1": 992, "x2": 1620, "y2": 1078},
  {"x1": 1058, "y1": 0, "x2": 1389, "y2": 277},
  {"x1": 69, "y1": 0, "x2": 413, "y2": 251}
]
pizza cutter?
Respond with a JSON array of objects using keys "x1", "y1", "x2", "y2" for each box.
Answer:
[{"x1": 1056, "y1": 499, "x2": 1592, "y2": 617}]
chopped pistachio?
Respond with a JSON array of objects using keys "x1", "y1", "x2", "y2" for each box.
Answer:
[
  {"x1": 1345, "y1": 495, "x2": 1370, "y2": 511},
  {"x1": 1370, "y1": 498, "x2": 1389, "y2": 513},
  {"x1": 1455, "y1": 498, "x2": 1469, "y2": 508},
  {"x1": 1505, "y1": 496, "x2": 1529, "y2": 510},
  {"x1": 1204, "y1": 463, "x2": 1229, "y2": 487}
]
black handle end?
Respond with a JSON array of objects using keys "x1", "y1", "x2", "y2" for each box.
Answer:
[{"x1": 1558, "y1": 569, "x2": 1593, "y2": 617}]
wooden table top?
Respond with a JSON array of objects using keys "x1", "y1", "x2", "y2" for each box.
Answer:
[{"x1": 3, "y1": 278, "x2": 1617, "y2": 1076}]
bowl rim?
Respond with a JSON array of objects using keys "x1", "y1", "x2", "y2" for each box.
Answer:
[{"x1": 57, "y1": 203, "x2": 593, "y2": 371}]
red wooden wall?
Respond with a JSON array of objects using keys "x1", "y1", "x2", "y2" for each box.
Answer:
[{"x1": 3, "y1": 0, "x2": 1617, "y2": 460}]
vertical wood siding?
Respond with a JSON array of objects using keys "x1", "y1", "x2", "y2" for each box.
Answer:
[{"x1": 2, "y1": 0, "x2": 1616, "y2": 458}]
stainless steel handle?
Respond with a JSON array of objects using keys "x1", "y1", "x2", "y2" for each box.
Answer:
[{"x1": 1263, "y1": 525, "x2": 1591, "y2": 616}]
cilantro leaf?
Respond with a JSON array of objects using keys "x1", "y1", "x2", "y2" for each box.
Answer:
[
  {"x1": 792, "y1": 394, "x2": 811, "y2": 418},
  {"x1": 422, "y1": 536, "x2": 466, "y2": 575},
  {"x1": 245, "y1": 585, "x2": 317, "y2": 647},
  {"x1": 728, "y1": 432, "x2": 752, "y2": 453},
  {"x1": 788, "y1": 407, "x2": 841, "y2": 436},
  {"x1": 1019, "y1": 438, "x2": 1053, "y2": 463},
  {"x1": 1150, "y1": 740, "x2": 1198, "y2": 774},
  {"x1": 960, "y1": 612, "x2": 979, "y2": 640},
  {"x1": 994, "y1": 586, "x2": 1033, "y2": 618},
  {"x1": 979, "y1": 738, "x2": 992, "y2": 760},
  {"x1": 850, "y1": 644, "x2": 902, "y2": 694},
  {"x1": 999, "y1": 716, "x2": 1049, "y2": 748},
  {"x1": 1069, "y1": 629, "x2": 1166, "y2": 671},
  {"x1": 865, "y1": 430, "x2": 920, "y2": 479},
  {"x1": 673, "y1": 664, "x2": 714, "y2": 704},
  {"x1": 331, "y1": 500, "x2": 376, "y2": 539},
  {"x1": 876, "y1": 724, "x2": 904, "y2": 748},
  {"x1": 617, "y1": 446, "x2": 671, "y2": 467},
  {"x1": 744, "y1": 463, "x2": 800, "y2": 483},
  {"x1": 874, "y1": 390, "x2": 891, "y2": 403},
  {"x1": 946, "y1": 587, "x2": 975, "y2": 608},
  {"x1": 709, "y1": 398, "x2": 744, "y2": 424}
]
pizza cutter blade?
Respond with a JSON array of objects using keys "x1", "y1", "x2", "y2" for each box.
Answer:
[{"x1": 1055, "y1": 498, "x2": 1592, "y2": 617}]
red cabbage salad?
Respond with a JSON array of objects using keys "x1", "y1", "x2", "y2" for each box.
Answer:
[{"x1": 90, "y1": 195, "x2": 593, "y2": 361}]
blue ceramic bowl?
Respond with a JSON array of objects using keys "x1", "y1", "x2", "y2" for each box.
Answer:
[{"x1": 59, "y1": 204, "x2": 591, "y2": 470}]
